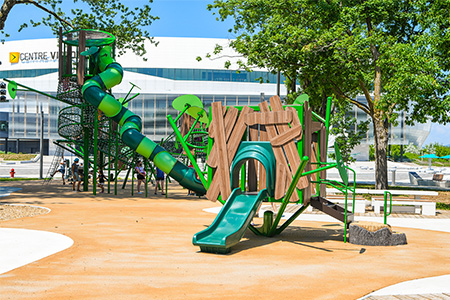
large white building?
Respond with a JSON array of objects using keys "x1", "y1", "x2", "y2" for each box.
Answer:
[
  {"x1": 0, "y1": 37, "x2": 431, "y2": 159},
  {"x1": 0, "y1": 37, "x2": 287, "y2": 154}
]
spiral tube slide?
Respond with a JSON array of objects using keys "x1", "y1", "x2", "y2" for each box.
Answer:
[{"x1": 81, "y1": 46, "x2": 206, "y2": 195}]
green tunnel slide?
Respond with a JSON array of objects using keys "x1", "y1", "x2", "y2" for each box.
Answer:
[{"x1": 81, "y1": 46, "x2": 206, "y2": 195}]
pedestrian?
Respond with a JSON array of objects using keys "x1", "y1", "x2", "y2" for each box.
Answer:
[
  {"x1": 135, "y1": 160, "x2": 145, "y2": 194},
  {"x1": 155, "y1": 167, "x2": 165, "y2": 195},
  {"x1": 72, "y1": 158, "x2": 82, "y2": 192},
  {"x1": 51, "y1": 158, "x2": 66, "y2": 185}
]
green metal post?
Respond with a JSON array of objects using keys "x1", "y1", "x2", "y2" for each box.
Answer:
[
  {"x1": 384, "y1": 191, "x2": 392, "y2": 225},
  {"x1": 114, "y1": 124, "x2": 119, "y2": 195},
  {"x1": 144, "y1": 159, "x2": 148, "y2": 198},
  {"x1": 165, "y1": 175, "x2": 168, "y2": 198},
  {"x1": 108, "y1": 120, "x2": 111, "y2": 194},
  {"x1": 123, "y1": 165, "x2": 131, "y2": 190},
  {"x1": 268, "y1": 156, "x2": 309, "y2": 236},
  {"x1": 325, "y1": 97, "x2": 332, "y2": 149},
  {"x1": 93, "y1": 109, "x2": 98, "y2": 195},
  {"x1": 240, "y1": 163, "x2": 246, "y2": 192},
  {"x1": 167, "y1": 114, "x2": 209, "y2": 190},
  {"x1": 83, "y1": 105, "x2": 90, "y2": 192}
]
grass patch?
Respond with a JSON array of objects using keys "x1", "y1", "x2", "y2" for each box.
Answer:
[
  {"x1": 0, "y1": 178, "x2": 41, "y2": 181},
  {"x1": 437, "y1": 202, "x2": 450, "y2": 210},
  {"x1": 0, "y1": 153, "x2": 36, "y2": 161}
]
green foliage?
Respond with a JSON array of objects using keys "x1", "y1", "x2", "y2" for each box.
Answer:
[
  {"x1": 369, "y1": 145, "x2": 375, "y2": 161},
  {"x1": 437, "y1": 203, "x2": 450, "y2": 210},
  {"x1": 329, "y1": 102, "x2": 369, "y2": 163},
  {"x1": 405, "y1": 143, "x2": 420, "y2": 155},
  {"x1": 0, "y1": 178, "x2": 41, "y2": 181},
  {"x1": 207, "y1": 0, "x2": 450, "y2": 188},
  {"x1": 0, "y1": 0, "x2": 158, "y2": 57}
]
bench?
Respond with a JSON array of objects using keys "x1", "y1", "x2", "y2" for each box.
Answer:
[
  {"x1": 325, "y1": 195, "x2": 368, "y2": 213},
  {"x1": 371, "y1": 196, "x2": 436, "y2": 216},
  {"x1": 409, "y1": 171, "x2": 423, "y2": 185}
]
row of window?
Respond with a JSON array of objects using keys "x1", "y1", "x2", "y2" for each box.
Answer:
[
  {"x1": 7, "y1": 92, "x2": 269, "y2": 140},
  {"x1": 0, "y1": 68, "x2": 284, "y2": 83}
]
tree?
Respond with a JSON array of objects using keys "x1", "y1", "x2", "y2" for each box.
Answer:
[
  {"x1": 329, "y1": 102, "x2": 369, "y2": 163},
  {"x1": 0, "y1": 0, "x2": 158, "y2": 56},
  {"x1": 208, "y1": 0, "x2": 450, "y2": 189}
]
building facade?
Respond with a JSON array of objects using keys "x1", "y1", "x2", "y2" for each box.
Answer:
[
  {"x1": 0, "y1": 37, "x2": 431, "y2": 159},
  {"x1": 0, "y1": 37, "x2": 286, "y2": 154}
]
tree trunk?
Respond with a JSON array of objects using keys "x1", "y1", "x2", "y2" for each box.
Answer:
[{"x1": 373, "y1": 109, "x2": 389, "y2": 189}]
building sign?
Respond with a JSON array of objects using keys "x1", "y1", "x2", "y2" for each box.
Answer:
[
  {"x1": 9, "y1": 52, "x2": 19, "y2": 63},
  {"x1": 8, "y1": 51, "x2": 74, "y2": 64}
]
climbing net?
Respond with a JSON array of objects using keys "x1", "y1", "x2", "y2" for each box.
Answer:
[{"x1": 56, "y1": 77, "x2": 83, "y2": 106}]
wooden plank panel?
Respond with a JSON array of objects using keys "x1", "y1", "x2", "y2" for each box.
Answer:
[
  {"x1": 286, "y1": 106, "x2": 301, "y2": 126},
  {"x1": 207, "y1": 106, "x2": 253, "y2": 201},
  {"x1": 244, "y1": 111, "x2": 292, "y2": 126},
  {"x1": 207, "y1": 106, "x2": 239, "y2": 167},
  {"x1": 310, "y1": 138, "x2": 318, "y2": 195},
  {"x1": 269, "y1": 96, "x2": 309, "y2": 190},
  {"x1": 259, "y1": 101, "x2": 299, "y2": 202},
  {"x1": 206, "y1": 102, "x2": 231, "y2": 201},
  {"x1": 270, "y1": 124, "x2": 302, "y2": 146},
  {"x1": 207, "y1": 106, "x2": 228, "y2": 139},
  {"x1": 274, "y1": 163, "x2": 287, "y2": 200},
  {"x1": 311, "y1": 121, "x2": 322, "y2": 133},
  {"x1": 286, "y1": 106, "x2": 303, "y2": 140},
  {"x1": 225, "y1": 106, "x2": 253, "y2": 163},
  {"x1": 77, "y1": 30, "x2": 86, "y2": 85},
  {"x1": 58, "y1": 28, "x2": 63, "y2": 81},
  {"x1": 259, "y1": 125, "x2": 267, "y2": 190}
]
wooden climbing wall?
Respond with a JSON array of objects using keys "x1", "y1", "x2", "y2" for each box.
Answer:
[{"x1": 206, "y1": 95, "x2": 327, "y2": 203}]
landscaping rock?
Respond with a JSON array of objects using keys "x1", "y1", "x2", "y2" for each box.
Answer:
[{"x1": 349, "y1": 221, "x2": 407, "y2": 246}]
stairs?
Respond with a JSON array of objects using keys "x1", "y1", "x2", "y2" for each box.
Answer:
[{"x1": 310, "y1": 196, "x2": 354, "y2": 225}]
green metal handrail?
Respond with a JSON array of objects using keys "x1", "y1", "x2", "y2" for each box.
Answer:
[{"x1": 384, "y1": 191, "x2": 393, "y2": 224}]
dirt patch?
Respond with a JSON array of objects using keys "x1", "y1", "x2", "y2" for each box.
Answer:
[
  {"x1": 0, "y1": 204, "x2": 49, "y2": 221},
  {"x1": 428, "y1": 191, "x2": 450, "y2": 204}
]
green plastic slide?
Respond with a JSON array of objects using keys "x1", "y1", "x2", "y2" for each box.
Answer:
[
  {"x1": 81, "y1": 46, "x2": 206, "y2": 195},
  {"x1": 193, "y1": 188, "x2": 268, "y2": 254}
]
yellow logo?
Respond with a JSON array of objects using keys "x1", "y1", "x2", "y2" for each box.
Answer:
[{"x1": 9, "y1": 52, "x2": 20, "y2": 63}]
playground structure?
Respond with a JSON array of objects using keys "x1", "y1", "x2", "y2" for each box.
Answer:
[
  {"x1": 3, "y1": 29, "x2": 359, "y2": 254},
  {"x1": 192, "y1": 96, "x2": 357, "y2": 253}
]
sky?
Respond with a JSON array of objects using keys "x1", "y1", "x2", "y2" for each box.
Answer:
[
  {"x1": 1, "y1": 0, "x2": 448, "y2": 146},
  {"x1": 1, "y1": 0, "x2": 235, "y2": 41}
]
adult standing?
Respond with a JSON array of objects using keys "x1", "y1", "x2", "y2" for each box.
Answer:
[{"x1": 72, "y1": 158, "x2": 82, "y2": 192}]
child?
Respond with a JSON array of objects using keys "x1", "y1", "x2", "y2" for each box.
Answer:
[
  {"x1": 97, "y1": 169, "x2": 106, "y2": 193},
  {"x1": 155, "y1": 167, "x2": 165, "y2": 195},
  {"x1": 51, "y1": 158, "x2": 66, "y2": 185},
  {"x1": 135, "y1": 160, "x2": 145, "y2": 194}
]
